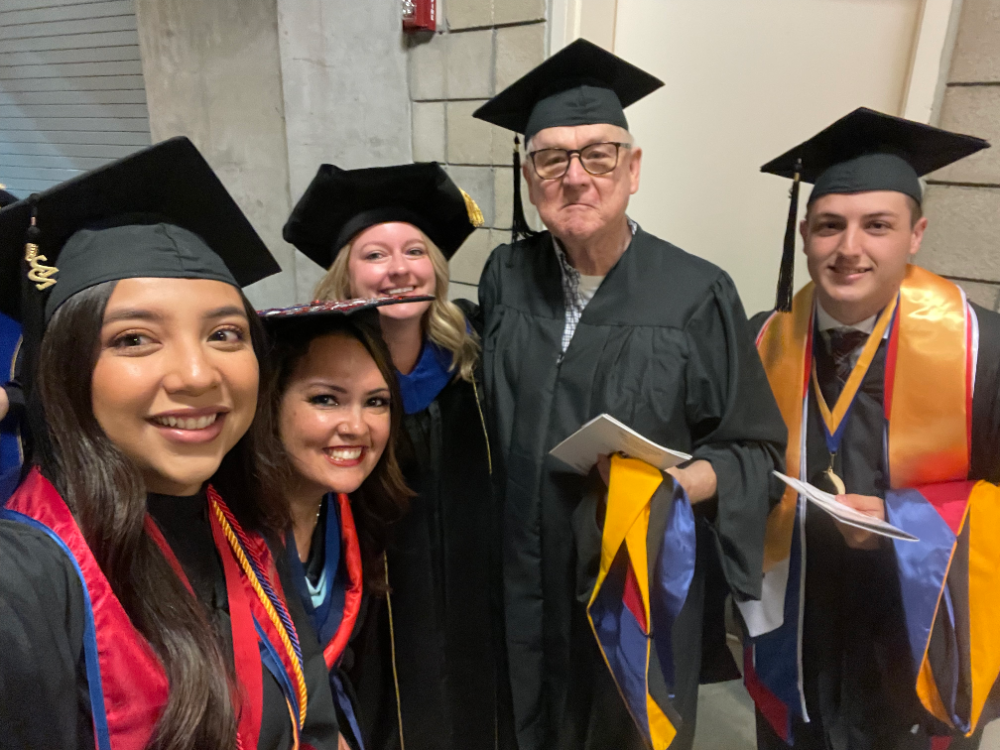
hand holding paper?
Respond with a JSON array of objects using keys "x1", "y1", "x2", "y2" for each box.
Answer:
[{"x1": 773, "y1": 471, "x2": 917, "y2": 542}]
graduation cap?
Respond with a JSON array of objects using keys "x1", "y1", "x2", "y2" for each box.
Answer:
[
  {"x1": 0, "y1": 186, "x2": 17, "y2": 209},
  {"x1": 0, "y1": 136, "x2": 280, "y2": 324},
  {"x1": 283, "y1": 162, "x2": 484, "y2": 267},
  {"x1": 762, "y1": 107, "x2": 989, "y2": 312},
  {"x1": 473, "y1": 38, "x2": 663, "y2": 243}
]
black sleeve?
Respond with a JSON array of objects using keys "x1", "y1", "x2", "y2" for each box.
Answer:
[
  {"x1": 273, "y1": 545, "x2": 340, "y2": 749},
  {"x1": 684, "y1": 274, "x2": 788, "y2": 601},
  {"x1": 0, "y1": 520, "x2": 88, "y2": 749},
  {"x1": 970, "y1": 303, "x2": 1000, "y2": 483}
]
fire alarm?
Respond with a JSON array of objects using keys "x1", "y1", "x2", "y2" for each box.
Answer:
[{"x1": 402, "y1": 0, "x2": 436, "y2": 32}]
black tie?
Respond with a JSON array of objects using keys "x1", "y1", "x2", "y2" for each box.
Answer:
[{"x1": 826, "y1": 328, "x2": 870, "y2": 398}]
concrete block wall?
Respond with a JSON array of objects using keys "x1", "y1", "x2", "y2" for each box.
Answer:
[
  {"x1": 407, "y1": 0, "x2": 547, "y2": 301},
  {"x1": 919, "y1": 0, "x2": 1000, "y2": 311}
]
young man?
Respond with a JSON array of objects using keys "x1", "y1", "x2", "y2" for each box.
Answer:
[
  {"x1": 746, "y1": 108, "x2": 1000, "y2": 750},
  {"x1": 473, "y1": 39, "x2": 786, "y2": 750}
]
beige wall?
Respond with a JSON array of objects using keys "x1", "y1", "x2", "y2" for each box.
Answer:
[
  {"x1": 604, "y1": 0, "x2": 926, "y2": 316},
  {"x1": 918, "y1": 0, "x2": 1000, "y2": 312}
]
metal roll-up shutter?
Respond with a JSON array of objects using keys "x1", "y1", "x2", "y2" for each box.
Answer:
[{"x1": 0, "y1": 0, "x2": 152, "y2": 200}]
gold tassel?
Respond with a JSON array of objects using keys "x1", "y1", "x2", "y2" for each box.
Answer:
[
  {"x1": 459, "y1": 188, "x2": 485, "y2": 228},
  {"x1": 24, "y1": 214, "x2": 57, "y2": 291}
]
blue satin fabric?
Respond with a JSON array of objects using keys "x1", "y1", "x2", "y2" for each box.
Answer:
[
  {"x1": 588, "y1": 480, "x2": 696, "y2": 743},
  {"x1": 885, "y1": 487, "x2": 965, "y2": 731},
  {"x1": 396, "y1": 338, "x2": 454, "y2": 416},
  {"x1": 0, "y1": 312, "x2": 21, "y2": 479},
  {"x1": 650, "y1": 482, "x2": 696, "y2": 696}
]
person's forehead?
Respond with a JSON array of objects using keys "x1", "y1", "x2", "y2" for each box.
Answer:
[
  {"x1": 530, "y1": 123, "x2": 628, "y2": 149},
  {"x1": 350, "y1": 221, "x2": 426, "y2": 249},
  {"x1": 809, "y1": 189, "x2": 910, "y2": 215}
]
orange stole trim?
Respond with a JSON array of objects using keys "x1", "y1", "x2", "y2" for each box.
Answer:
[
  {"x1": 888, "y1": 266, "x2": 970, "y2": 488},
  {"x1": 966, "y1": 480, "x2": 1000, "y2": 734},
  {"x1": 756, "y1": 285, "x2": 814, "y2": 572}
]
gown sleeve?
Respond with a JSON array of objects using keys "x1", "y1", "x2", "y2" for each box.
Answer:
[
  {"x1": 273, "y1": 546, "x2": 341, "y2": 750},
  {"x1": 0, "y1": 520, "x2": 88, "y2": 749},
  {"x1": 970, "y1": 303, "x2": 1000, "y2": 483},
  {"x1": 682, "y1": 274, "x2": 788, "y2": 601}
]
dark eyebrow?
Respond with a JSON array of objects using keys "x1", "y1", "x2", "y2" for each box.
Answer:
[
  {"x1": 102, "y1": 308, "x2": 163, "y2": 325},
  {"x1": 102, "y1": 305, "x2": 247, "y2": 326},
  {"x1": 205, "y1": 305, "x2": 248, "y2": 321},
  {"x1": 863, "y1": 211, "x2": 900, "y2": 220}
]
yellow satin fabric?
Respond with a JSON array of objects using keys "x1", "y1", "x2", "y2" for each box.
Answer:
[
  {"x1": 589, "y1": 455, "x2": 677, "y2": 750},
  {"x1": 888, "y1": 266, "x2": 970, "y2": 488},
  {"x1": 756, "y1": 287, "x2": 813, "y2": 572}
]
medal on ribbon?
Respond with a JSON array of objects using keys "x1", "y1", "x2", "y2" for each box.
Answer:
[{"x1": 811, "y1": 296, "x2": 898, "y2": 494}]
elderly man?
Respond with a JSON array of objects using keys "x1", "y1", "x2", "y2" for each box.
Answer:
[
  {"x1": 473, "y1": 40, "x2": 786, "y2": 750},
  {"x1": 747, "y1": 108, "x2": 1000, "y2": 750}
]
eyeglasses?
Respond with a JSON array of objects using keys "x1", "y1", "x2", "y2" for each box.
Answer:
[{"x1": 527, "y1": 142, "x2": 631, "y2": 180}]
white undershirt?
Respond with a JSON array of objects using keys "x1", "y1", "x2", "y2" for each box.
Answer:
[
  {"x1": 814, "y1": 301, "x2": 877, "y2": 334},
  {"x1": 577, "y1": 273, "x2": 604, "y2": 305}
]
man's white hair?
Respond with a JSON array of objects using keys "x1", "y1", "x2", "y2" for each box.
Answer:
[{"x1": 525, "y1": 125, "x2": 634, "y2": 154}]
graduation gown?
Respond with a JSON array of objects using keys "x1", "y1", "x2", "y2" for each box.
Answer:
[
  {"x1": 0, "y1": 488, "x2": 340, "y2": 749},
  {"x1": 478, "y1": 228, "x2": 787, "y2": 750},
  {"x1": 350, "y1": 331, "x2": 515, "y2": 750},
  {"x1": 749, "y1": 302, "x2": 1000, "y2": 750}
]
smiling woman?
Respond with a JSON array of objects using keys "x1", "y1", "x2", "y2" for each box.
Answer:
[
  {"x1": 259, "y1": 298, "x2": 413, "y2": 750},
  {"x1": 0, "y1": 137, "x2": 340, "y2": 750}
]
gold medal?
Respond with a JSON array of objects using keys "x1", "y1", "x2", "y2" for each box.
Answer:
[{"x1": 825, "y1": 466, "x2": 846, "y2": 495}]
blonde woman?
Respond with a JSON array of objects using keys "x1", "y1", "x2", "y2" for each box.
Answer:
[{"x1": 283, "y1": 163, "x2": 515, "y2": 750}]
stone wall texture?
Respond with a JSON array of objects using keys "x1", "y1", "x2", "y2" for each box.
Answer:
[
  {"x1": 919, "y1": 0, "x2": 1000, "y2": 311},
  {"x1": 408, "y1": 0, "x2": 546, "y2": 301}
]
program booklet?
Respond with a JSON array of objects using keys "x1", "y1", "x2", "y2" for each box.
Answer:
[
  {"x1": 773, "y1": 471, "x2": 918, "y2": 542},
  {"x1": 548, "y1": 413, "x2": 692, "y2": 475}
]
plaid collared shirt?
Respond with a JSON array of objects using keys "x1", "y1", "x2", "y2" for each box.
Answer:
[{"x1": 553, "y1": 218, "x2": 637, "y2": 354}]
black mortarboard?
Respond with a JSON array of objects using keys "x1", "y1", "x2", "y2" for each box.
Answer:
[
  {"x1": 473, "y1": 38, "x2": 663, "y2": 140},
  {"x1": 283, "y1": 162, "x2": 483, "y2": 267},
  {"x1": 0, "y1": 136, "x2": 280, "y2": 324},
  {"x1": 761, "y1": 108, "x2": 989, "y2": 312},
  {"x1": 473, "y1": 39, "x2": 662, "y2": 243},
  {"x1": 0, "y1": 188, "x2": 17, "y2": 209}
]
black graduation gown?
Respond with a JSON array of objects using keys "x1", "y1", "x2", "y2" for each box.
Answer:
[
  {"x1": 750, "y1": 303, "x2": 1000, "y2": 750},
  {"x1": 0, "y1": 489, "x2": 339, "y2": 749},
  {"x1": 478, "y1": 228, "x2": 787, "y2": 750},
  {"x1": 350, "y1": 355, "x2": 516, "y2": 750}
]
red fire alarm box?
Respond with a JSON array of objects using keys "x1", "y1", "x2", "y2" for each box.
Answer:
[{"x1": 402, "y1": 0, "x2": 436, "y2": 32}]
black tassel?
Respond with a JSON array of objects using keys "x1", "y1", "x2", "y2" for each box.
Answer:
[
  {"x1": 19, "y1": 194, "x2": 52, "y2": 469},
  {"x1": 511, "y1": 135, "x2": 536, "y2": 245},
  {"x1": 774, "y1": 158, "x2": 802, "y2": 313}
]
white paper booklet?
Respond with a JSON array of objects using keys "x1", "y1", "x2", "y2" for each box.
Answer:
[
  {"x1": 548, "y1": 414, "x2": 692, "y2": 475},
  {"x1": 773, "y1": 471, "x2": 918, "y2": 542}
]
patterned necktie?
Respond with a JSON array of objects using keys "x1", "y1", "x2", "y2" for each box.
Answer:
[{"x1": 826, "y1": 328, "x2": 871, "y2": 396}]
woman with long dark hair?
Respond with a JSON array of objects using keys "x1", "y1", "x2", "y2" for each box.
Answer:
[
  {"x1": 283, "y1": 163, "x2": 515, "y2": 750},
  {"x1": 258, "y1": 299, "x2": 417, "y2": 749},
  {"x1": 0, "y1": 138, "x2": 339, "y2": 749}
]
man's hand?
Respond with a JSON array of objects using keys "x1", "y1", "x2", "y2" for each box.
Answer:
[
  {"x1": 596, "y1": 454, "x2": 716, "y2": 505},
  {"x1": 0, "y1": 387, "x2": 7, "y2": 422},
  {"x1": 833, "y1": 493, "x2": 885, "y2": 550},
  {"x1": 666, "y1": 460, "x2": 716, "y2": 504}
]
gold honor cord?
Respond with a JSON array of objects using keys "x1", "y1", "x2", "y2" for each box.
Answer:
[{"x1": 811, "y1": 297, "x2": 898, "y2": 494}]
